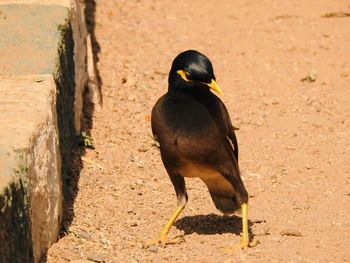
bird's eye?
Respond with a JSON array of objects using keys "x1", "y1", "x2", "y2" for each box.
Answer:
[{"x1": 177, "y1": 70, "x2": 191, "y2": 82}]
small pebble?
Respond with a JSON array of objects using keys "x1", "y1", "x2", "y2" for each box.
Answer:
[
  {"x1": 75, "y1": 230, "x2": 91, "y2": 240},
  {"x1": 148, "y1": 245, "x2": 158, "y2": 253},
  {"x1": 136, "y1": 179, "x2": 143, "y2": 186},
  {"x1": 128, "y1": 95, "x2": 136, "y2": 101},
  {"x1": 138, "y1": 145, "x2": 148, "y2": 152}
]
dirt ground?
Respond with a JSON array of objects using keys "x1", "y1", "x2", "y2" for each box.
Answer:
[{"x1": 47, "y1": 0, "x2": 350, "y2": 262}]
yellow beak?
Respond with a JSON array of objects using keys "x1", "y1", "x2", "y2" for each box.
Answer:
[
  {"x1": 206, "y1": 79, "x2": 223, "y2": 96},
  {"x1": 177, "y1": 70, "x2": 223, "y2": 96}
]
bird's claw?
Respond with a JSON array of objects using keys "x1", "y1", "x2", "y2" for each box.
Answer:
[
  {"x1": 143, "y1": 235, "x2": 185, "y2": 248},
  {"x1": 221, "y1": 238, "x2": 259, "y2": 253}
]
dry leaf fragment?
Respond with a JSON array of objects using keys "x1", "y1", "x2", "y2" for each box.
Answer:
[{"x1": 280, "y1": 229, "x2": 302, "y2": 237}]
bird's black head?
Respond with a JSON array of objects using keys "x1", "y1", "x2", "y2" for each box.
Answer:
[{"x1": 168, "y1": 50, "x2": 223, "y2": 95}]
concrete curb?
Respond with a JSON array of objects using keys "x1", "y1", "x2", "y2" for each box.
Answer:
[{"x1": 0, "y1": 1, "x2": 88, "y2": 262}]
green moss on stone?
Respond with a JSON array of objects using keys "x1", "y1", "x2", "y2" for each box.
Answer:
[{"x1": 0, "y1": 149, "x2": 33, "y2": 263}]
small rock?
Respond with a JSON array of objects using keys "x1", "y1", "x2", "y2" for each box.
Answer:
[
  {"x1": 98, "y1": 233, "x2": 110, "y2": 246},
  {"x1": 87, "y1": 254, "x2": 105, "y2": 263},
  {"x1": 126, "y1": 77, "x2": 136, "y2": 87},
  {"x1": 301, "y1": 69, "x2": 318, "y2": 83},
  {"x1": 148, "y1": 245, "x2": 158, "y2": 253},
  {"x1": 127, "y1": 95, "x2": 136, "y2": 101},
  {"x1": 127, "y1": 241, "x2": 137, "y2": 248},
  {"x1": 272, "y1": 99, "x2": 279, "y2": 105},
  {"x1": 75, "y1": 230, "x2": 91, "y2": 240},
  {"x1": 138, "y1": 145, "x2": 148, "y2": 152},
  {"x1": 136, "y1": 179, "x2": 143, "y2": 186},
  {"x1": 262, "y1": 98, "x2": 271, "y2": 106},
  {"x1": 136, "y1": 161, "x2": 144, "y2": 168},
  {"x1": 130, "y1": 220, "x2": 140, "y2": 227}
]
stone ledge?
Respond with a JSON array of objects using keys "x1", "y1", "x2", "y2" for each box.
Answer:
[
  {"x1": 0, "y1": 75, "x2": 61, "y2": 263},
  {"x1": 0, "y1": 1, "x2": 87, "y2": 262}
]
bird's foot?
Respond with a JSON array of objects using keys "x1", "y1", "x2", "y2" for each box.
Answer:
[
  {"x1": 221, "y1": 237, "x2": 259, "y2": 253},
  {"x1": 143, "y1": 234, "x2": 185, "y2": 248}
]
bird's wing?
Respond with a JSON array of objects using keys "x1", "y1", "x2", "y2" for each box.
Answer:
[
  {"x1": 151, "y1": 95, "x2": 165, "y2": 139},
  {"x1": 217, "y1": 99, "x2": 239, "y2": 161}
]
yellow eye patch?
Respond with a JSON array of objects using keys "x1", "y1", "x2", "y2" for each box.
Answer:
[{"x1": 177, "y1": 70, "x2": 191, "y2": 82}]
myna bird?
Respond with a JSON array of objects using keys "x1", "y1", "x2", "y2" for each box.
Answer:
[{"x1": 145, "y1": 50, "x2": 252, "y2": 249}]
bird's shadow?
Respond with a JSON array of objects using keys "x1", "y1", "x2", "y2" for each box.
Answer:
[{"x1": 174, "y1": 213, "x2": 254, "y2": 236}]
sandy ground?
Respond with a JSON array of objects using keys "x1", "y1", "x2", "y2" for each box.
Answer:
[{"x1": 47, "y1": 0, "x2": 350, "y2": 262}]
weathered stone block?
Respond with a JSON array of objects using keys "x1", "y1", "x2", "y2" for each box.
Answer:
[
  {"x1": 0, "y1": 2, "x2": 88, "y2": 262},
  {"x1": 0, "y1": 75, "x2": 61, "y2": 263}
]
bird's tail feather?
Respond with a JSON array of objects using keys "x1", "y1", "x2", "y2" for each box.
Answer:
[{"x1": 209, "y1": 191, "x2": 239, "y2": 215}]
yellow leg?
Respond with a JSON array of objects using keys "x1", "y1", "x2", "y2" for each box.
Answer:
[
  {"x1": 144, "y1": 206, "x2": 185, "y2": 248},
  {"x1": 221, "y1": 203, "x2": 258, "y2": 252},
  {"x1": 240, "y1": 203, "x2": 249, "y2": 249}
]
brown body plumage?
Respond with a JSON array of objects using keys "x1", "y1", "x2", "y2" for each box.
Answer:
[
  {"x1": 152, "y1": 84, "x2": 247, "y2": 213},
  {"x1": 145, "y1": 50, "x2": 252, "y2": 249}
]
